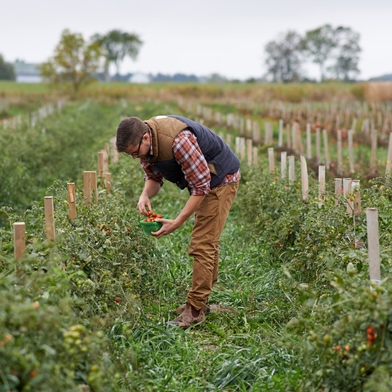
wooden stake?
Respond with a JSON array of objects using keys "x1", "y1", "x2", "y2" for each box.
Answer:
[
  {"x1": 246, "y1": 139, "x2": 253, "y2": 165},
  {"x1": 252, "y1": 147, "x2": 258, "y2": 166},
  {"x1": 67, "y1": 182, "x2": 77, "y2": 219},
  {"x1": 366, "y1": 208, "x2": 381, "y2": 282},
  {"x1": 278, "y1": 119, "x2": 283, "y2": 147},
  {"x1": 370, "y1": 130, "x2": 377, "y2": 171},
  {"x1": 337, "y1": 129, "x2": 343, "y2": 175},
  {"x1": 90, "y1": 171, "x2": 98, "y2": 204},
  {"x1": 265, "y1": 122, "x2": 273, "y2": 145},
  {"x1": 318, "y1": 166, "x2": 325, "y2": 207},
  {"x1": 84, "y1": 171, "x2": 92, "y2": 205},
  {"x1": 98, "y1": 151, "x2": 104, "y2": 178},
  {"x1": 103, "y1": 149, "x2": 109, "y2": 174},
  {"x1": 238, "y1": 137, "x2": 245, "y2": 160},
  {"x1": 281, "y1": 151, "x2": 287, "y2": 179},
  {"x1": 268, "y1": 148, "x2": 275, "y2": 173},
  {"x1": 386, "y1": 132, "x2": 392, "y2": 175},
  {"x1": 44, "y1": 196, "x2": 55, "y2": 240},
  {"x1": 289, "y1": 156, "x2": 295, "y2": 183},
  {"x1": 343, "y1": 178, "x2": 353, "y2": 214},
  {"x1": 292, "y1": 124, "x2": 297, "y2": 152},
  {"x1": 286, "y1": 124, "x2": 291, "y2": 148},
  {"x1": 334, "y1": 178, "x2": 342, "y2": 206},
  {"x1": 83, "y1": 171, "x2": 98, "y2": 205},
  {"x1": 316, "y1": 127, "x2": 321, "y2": 164},
  {"x1": 14, "y1": 222, "x2": 26, "y2": 260},
  {"x1": 322, "y1": 129, "x2": 330, "y2": 170},
  {"x1": 252, "y1": 122, "x2": 260, "y2": 144},
  {"x1": 348, "y1": 130, "x2": 355, "y2": 173},
  {"x1": 306, "y1": 123, "x2": 312, "y2": 159},
  {"x1": 352, "y1": 180, "x2": 361, "y2": 215},
  {"x1": 111, "y1": 136, "x2": 119, "y2": 164},
  {"x1": 300, "y1": 155, "x2": 309, "y2": 201}
]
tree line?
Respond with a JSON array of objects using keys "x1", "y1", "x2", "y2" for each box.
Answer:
[
  {"x1": 264, "y1": 24, "x2": 361, "y2": 82},
  {"x1": 0, "y1": 24, "x2": 362, "y2": 91}
]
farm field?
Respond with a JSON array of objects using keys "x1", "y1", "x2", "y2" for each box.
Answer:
[{"x1": 1, "y1": 83, "x2": 392, "y2": 391}]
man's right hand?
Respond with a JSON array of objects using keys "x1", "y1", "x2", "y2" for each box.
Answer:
[{"x1": 137, "y1": 194, "x2": 152, "y2": 216}]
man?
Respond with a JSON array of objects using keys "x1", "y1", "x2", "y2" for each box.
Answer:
[{"x1": 116, "y1": 115, "x2": 240, "y2": 328}]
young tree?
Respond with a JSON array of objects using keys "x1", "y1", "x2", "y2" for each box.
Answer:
[
  {"x1": 39, "y1": 29, "x2": 102, "y2": 95},
  {"x1": 301, "y1": 24, "x2": 336, "y2": 81},
  {"x1": 264, "y1": 30, "x2": 303, "y2": 83},
  {"x1": 91, "y1": 30, "x2": 143, "y2": 81},
  {"x1": 0, "y1": 55, "x2": 15, "y2": 80},
  {"x1": 328, "y1": 27, "x2": 361, "y2": 81}
]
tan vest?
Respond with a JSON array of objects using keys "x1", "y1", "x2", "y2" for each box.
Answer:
[{"x1": 145, "y1": 116, "x2": 187, "y2": 162}]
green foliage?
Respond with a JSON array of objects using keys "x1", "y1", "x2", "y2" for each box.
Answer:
[
  {"x1": 1, "y1": 97, "x2": 392, "y2": 391},
  {"x1": 40, "y1": 29, "x2": 103, "y2": 95},
  {"x1": 0, "y1": 54, "x2": 15, "y2": 81},
  {"x1": 0, "y1": 260, "x2": 123, "y2": 391},
  {"x1": 0, "y1": 100, "x2": 126, "y2": 223},
  {"x1": 294, "y1": 277, "x2": 392, "y2": 391},
  {"x1": 91, "y1": 29, "x2": 143, "y2": 80}
]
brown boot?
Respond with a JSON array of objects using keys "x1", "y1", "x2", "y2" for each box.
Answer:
[
  {"x1": 167, "y1": 303, "x2": 205, "y2": 328},
  {"x1": 171, "y1": 302, "x2": 211, "y2": 315}
]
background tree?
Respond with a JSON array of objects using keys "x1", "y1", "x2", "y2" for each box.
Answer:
[
  {"x1": 91, "y1": 30, "x2": 143, "y2": 81},
  {"x1": 328, "y1": 27, "x2": 361, "y2": 81},
  {"x1": 39, "y1": 29, "x2": 102, "y2": 95},
  {"x1": 301, "y1": 24, "x2": 337, "y2": 81},
  {"x1": 0, "y1": 55, "x2": 16, "y2": 81},
  {"x1": 264, "y1": 30, "x2": 303, "y2": 83}
]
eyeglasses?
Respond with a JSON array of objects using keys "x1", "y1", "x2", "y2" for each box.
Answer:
[{"x1": 125, "y1": 132, "x2": 146, "y2": 158}]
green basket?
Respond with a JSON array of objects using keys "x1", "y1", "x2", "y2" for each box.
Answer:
[{"x1": 140, "y1": 215, "x2": 168, "y2": 236}]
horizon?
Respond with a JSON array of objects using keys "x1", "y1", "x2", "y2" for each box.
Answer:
[{"x1": 2, "y1": 0, "x2": 392, "y2": 81}]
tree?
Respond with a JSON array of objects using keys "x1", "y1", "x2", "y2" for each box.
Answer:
[
  {"x1": 264, "y1": 30, "x2": 303, "y2": 83},
  {"x1": 0, "y1": 55, "x2": 15, "y2": 80},
  {"x1": 328, "y1": 27, "x2": 361, "y2": 81},
  {"x1": 91, "y1": 30, "x2": 143, "y2": 81},
  {"x1": 301, "y1": 24, "x2": 337, "y2": 81},
  {"x1": 39, "y1": 29, "x2": 102, "y2": 94}
]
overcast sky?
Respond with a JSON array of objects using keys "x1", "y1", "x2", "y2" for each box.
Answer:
[{"x1": 1, "y1": 0, "x2": 391, "y2": 81}]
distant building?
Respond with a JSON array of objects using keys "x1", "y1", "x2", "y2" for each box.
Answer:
[
  {"x1": 14, "y1": 60, "x2": 42, "y2": 83},
  {"x1": 127, "y1": 72, "x2": 152, "y2": 84}
]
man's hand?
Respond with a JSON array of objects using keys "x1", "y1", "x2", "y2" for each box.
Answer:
[
  {"x1": 137, "y1": 194, "x2": 152, "y2": 216},
  {"x1": 137, "y1": 179, "x2": 161, "y2": 215},
  {"x1": 151, "y1": 218, "x2": 179, "y2": 238}
]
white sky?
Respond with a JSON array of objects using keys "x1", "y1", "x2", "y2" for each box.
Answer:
[{"x1": 1, "y1": 0, "x2": 391, "y2": 81}]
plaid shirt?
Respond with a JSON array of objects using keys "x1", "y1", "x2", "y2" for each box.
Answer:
[{"x1": 141, "y1": 130, "x2": 240, "y2": 196}]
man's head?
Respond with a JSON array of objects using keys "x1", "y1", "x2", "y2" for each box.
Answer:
[{"x1": 116, "y1": 116, "x2": 147, "y2": 154}]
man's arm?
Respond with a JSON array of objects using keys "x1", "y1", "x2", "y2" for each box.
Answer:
[
  {"x1": 152, "y1": 194, "x2": 205, "y2": 238},
  {"x1": 137, "y1": 179, "x2": 161, "y2": 215}
]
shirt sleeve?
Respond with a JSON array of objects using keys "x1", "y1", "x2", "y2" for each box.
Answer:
[
  {"x1": 140, "y1": 159, "x2": 164, "y2": 187},
  {"x1": 173, "y1": 130, "x2": 211, "y2": 196}
]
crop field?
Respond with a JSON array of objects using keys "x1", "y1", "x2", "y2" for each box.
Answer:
[{"x1": 1, "y1": 82, "x2": 392, "y2": 391}]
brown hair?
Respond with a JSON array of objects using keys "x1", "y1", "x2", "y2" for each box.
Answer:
[{"x1": 116, "y1": 117, "x2": 146, "y2": 152}]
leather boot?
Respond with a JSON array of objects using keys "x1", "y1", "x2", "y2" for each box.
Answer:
[
  {"x1": 167, "y1": 303, "x2": 205, "y2": 328},
  {"x1": 171, "y1": 302, "x2": 210, "y2": 315}
]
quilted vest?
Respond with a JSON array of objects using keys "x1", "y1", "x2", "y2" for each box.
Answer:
[{"x1": 145, "y1": 115, "x2": 240, "y2": 190}]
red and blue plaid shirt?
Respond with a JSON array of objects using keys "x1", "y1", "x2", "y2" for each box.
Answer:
[{"x1": 141, "y1": 130, "x2": 240, "y2": 196}]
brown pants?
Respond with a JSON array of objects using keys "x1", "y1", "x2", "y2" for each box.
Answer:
[{"x1": 187, "y1": 181, "x2": 239, "y2": 311}]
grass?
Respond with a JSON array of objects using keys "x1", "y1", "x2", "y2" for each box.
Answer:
[{"x1": 113, "y1": 157, "x2": 302, "y2": 390}]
